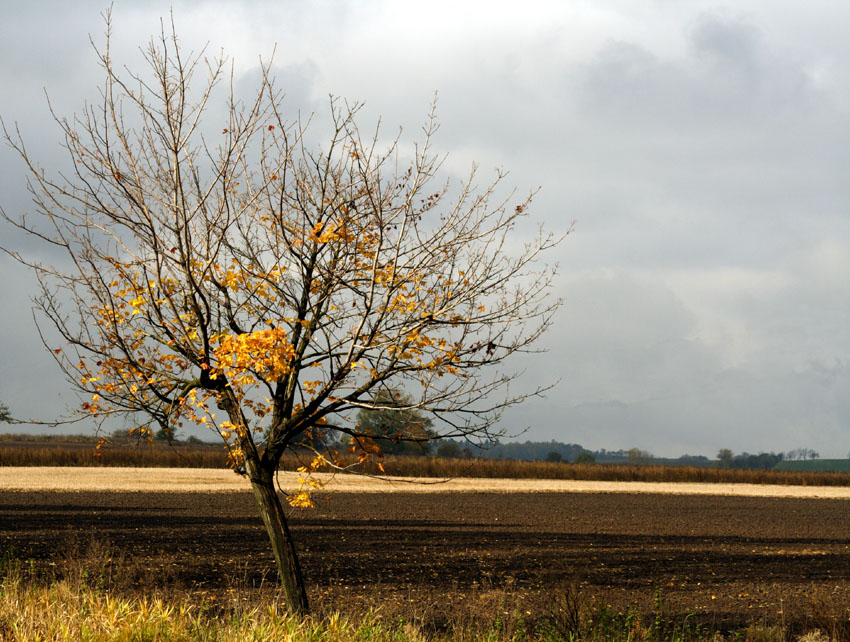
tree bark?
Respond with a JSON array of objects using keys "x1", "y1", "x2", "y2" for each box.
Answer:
[{"x1": 248, "y1": 464, "x2": 310, "y2": 614}]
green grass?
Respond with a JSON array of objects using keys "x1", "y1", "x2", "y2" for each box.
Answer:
[{"x1": 774, "y1": 459, "x2": 850, "y2": 473}]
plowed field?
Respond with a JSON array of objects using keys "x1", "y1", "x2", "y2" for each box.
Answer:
[{"x1": 2, "y1": 488, "x2": 850, "y2": 628}]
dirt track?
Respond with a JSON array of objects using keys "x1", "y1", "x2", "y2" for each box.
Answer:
[{"x1": 2, "y1": 483, "x2": 850, "y2": 628}]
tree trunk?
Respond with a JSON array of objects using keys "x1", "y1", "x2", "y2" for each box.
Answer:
[{"x1": 248, "y1": 465, "x2": 310, "y2": 614}]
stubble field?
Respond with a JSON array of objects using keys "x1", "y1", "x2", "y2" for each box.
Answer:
[{"x1": 2, "y1": 468, "x2": 850, "y2": 632}]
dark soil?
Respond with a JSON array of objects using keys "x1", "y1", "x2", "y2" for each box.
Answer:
[{"x1": 2, "y1": 490, "x2": 849, "y2": 628}]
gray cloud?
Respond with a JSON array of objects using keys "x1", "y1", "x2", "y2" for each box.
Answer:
[
  {"x1": 1, "y1": 2, "x2": 848, "y2": 458},
  {"x1": 505, "y1": 245, "x2": 850, "y2": 457}
]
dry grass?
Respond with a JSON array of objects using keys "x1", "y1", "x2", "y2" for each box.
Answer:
[
  {"x1": 1, "y1": 545, "x2": 847, "y2": 641},
  {"x1": 3, "y1": 436, "x2": 850, "y2": 489},
  {"x1": 370, "y1": 457, "x2": 850, "y2": 488},
  {"x1": 0, "y1": 444, "x2": 227, "y2": 468}
]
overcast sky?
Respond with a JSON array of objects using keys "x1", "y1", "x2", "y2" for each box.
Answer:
[{"x1": 1, "y1": 1, "x2": 848, "y2": 457}]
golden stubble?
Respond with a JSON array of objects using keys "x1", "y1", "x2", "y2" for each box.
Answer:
[{"x1": 3, "y1": 466, "x2": 850, "y2": 498}]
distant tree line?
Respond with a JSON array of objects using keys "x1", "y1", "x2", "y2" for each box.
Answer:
[
  {"x1": 480, "y1": 440, "x2": 590, "y2": 462},
  {"x1": 783, "y1": 448, "x2": 820, "y2": 461},
  {"x1": 5, "y1": 396, "x2": 826, "y2": 473},
  {"x1": 717, "y1": 449, "x2": 782, "y2": 470},
  {"x1": 429, "y1": 441, "x2": 706, "y2": 466}
]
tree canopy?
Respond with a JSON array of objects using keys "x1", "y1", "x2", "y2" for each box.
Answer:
[
  {"x1": 355, "y1": 389, "x2": 437, "y2": 455},
  {"x1": 2, "y1": 14, "x2": 564, "y2": 614}
]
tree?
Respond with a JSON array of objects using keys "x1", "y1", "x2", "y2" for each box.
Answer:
[
  {"x1": 544, "y1": 450, "x2": 563, "y2": 463},
  {"x1": 627, "y1": 448, "x2": 653, "y2": 465},
  {"x1": 2, "y1": 15, "x2": 563, "y2": 614},
  {"x1": 356, "y1": 389, "x2": 436, "y2": 455},
  {"x1": 731, "y1": 452, "x2": 782, "y2": 470},
  {"x1": 573, "y1": 451, "x2": 595, "y2": 464},
  {"x1": 717, "y1": 448, "x2": 734, "y2": 469},
  {"x1": 436, "y1": 440, "x2": 463, "y2": 458},
  {"x1": 786, "y1": 448, "x2": 819, "y2": 461},
  {"x1": 154, "y1": 427, "x2": 179, "y2": 442},
  {"x1": 0, "y1": 402, "x2": 10, "y2": 423}
]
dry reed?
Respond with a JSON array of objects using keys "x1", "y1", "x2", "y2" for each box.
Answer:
[{"x1": 2, "y1": 441, "x2": 850, "y2": 488}]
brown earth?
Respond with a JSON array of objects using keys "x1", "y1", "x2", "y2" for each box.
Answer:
[{"x1": 2, "y1": 489, "x2": 850, "y2": 630}]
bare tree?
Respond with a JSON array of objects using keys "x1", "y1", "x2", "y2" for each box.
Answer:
[
  {"x1": 2, "y1": 14, "x2": 564, "y2": 614},
  {"x1": 785, "y1": 448, "x2": 820, "y2": 461}
]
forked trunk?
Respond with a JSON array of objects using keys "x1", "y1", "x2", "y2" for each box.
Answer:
[{"x1": 248, "y1": 465, "x2": 309, "y2": 614}]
